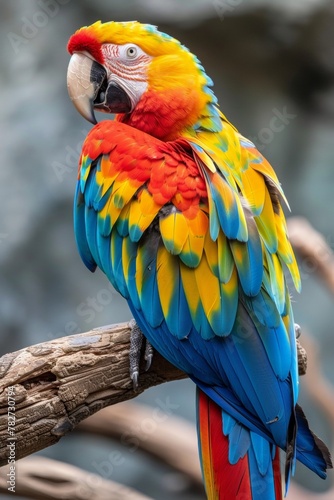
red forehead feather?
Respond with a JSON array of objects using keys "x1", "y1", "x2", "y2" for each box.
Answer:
[{"x1": 67, "y1": 30, "x2": 104, "y2": 64}]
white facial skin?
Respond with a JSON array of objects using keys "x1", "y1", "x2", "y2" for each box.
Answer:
[{"x1": 101, "y1": 43, "x2": 152, "y2": 109}]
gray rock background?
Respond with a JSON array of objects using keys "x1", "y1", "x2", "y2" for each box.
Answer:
[{"x1": 0, "y1": 0, "x2": 334, "y2": 498}]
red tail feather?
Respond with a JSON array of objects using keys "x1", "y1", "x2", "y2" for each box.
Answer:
[
  {"x1": 197, "y1": 390, "x2": 252, "y2": 499},
  {"x1": 273, "y1": 447, "x2": 283, "y2": 499},
  {"x1": 197, "y1": 389, "x2": 283, "y2": 499}
]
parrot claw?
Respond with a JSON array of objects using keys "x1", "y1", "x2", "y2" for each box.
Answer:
[
  {"x1": 129, "y1": 319, "x2": 153, "y2": 391},
  {"x1": 144, "y1": 341, "x2": 154, "y2": 371},
  {"x1": 294, "y1": 323, "x2": 301, "y2": 339},
  {"x1": 131, "y1": 371, "x2": 139, "y2": 392}
]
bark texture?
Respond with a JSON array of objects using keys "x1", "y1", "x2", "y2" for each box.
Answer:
[{"x1": 0, "y1": 322, "x2": 185, "y2": 466}]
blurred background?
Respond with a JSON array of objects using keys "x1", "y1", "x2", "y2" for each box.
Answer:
[{"x1": 0, "y1": 0, "x2": 334, "y2": 498}]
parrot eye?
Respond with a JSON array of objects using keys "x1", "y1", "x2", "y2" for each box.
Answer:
[{"x1": 126, "y1": 46, "x2": 138, "y2": 59}]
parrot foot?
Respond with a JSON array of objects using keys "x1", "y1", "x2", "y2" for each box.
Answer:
[
  {"x1": 294, "y1": 323, "x2": 301, "y2": 339},
  {"x1": 129, "y1": 319, "x2": 153, "y2": 391}
]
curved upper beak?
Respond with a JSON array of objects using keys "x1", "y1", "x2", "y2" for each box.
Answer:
[
  {"x1": 67, "y1": 52, "x2": 132, "y2": 124},
  {"x1": 67, "y1": 53, "x2": 100, "y2": 124}
]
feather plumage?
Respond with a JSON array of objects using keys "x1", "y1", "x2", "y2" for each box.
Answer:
[{"x1": 69, "y1": 21, "x2": 332, "y2": 500}]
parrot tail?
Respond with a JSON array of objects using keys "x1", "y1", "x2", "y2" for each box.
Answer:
[
  {"x1": 295, "y1": 404, "x2": 332, "y2": 479},
  {"x1": 196, "y1": 388, "x2": 283, "y2": 500}
]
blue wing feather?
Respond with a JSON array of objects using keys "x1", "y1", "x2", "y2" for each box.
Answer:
[
  {"x1": 85, "y1": 205, "x2": 104, "y2": 271},
  {"x1": 227, "y1": 420, "x2": 251, "y2": 464},
  {"x1": 136, "y1": 244, "x2": 164, "y2": 328},
  {"x1": 74, "y1": 182, "x2": 96, "y2": 272},
  {"x1": 250, "y1": 431, "x2": 273, "y2": 475},
  {"x1": 110, "y1": 229, "x2": 128, "y2": 298}
]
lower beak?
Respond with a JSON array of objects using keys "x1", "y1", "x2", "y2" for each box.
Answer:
[{"x1": 67, "y1": 53, "x2": 132, "y2": 124}]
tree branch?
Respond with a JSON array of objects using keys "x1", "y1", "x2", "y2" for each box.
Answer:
[
  {"x1": 287, "y1": 217, "x2": 334, "y2": 295},
  {"x1": 0, "y1": 322, "x2": 185, "y2": 466},
  {"x1": 0, "y1": 456, "x2": 153, "y2": 500},
  {"x1": 78, "y1": 402, "x2": 202, "y2": 486}
]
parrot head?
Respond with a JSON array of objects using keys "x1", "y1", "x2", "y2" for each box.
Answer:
[{"x1": 67, "y1": 21, "x2": 220, "y2": 140}]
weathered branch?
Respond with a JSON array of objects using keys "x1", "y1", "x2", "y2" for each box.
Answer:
[
  {"x1": 0, "y1": 456, "x2": 153, "y2": 499},
  {"x1": 0, "y1": 323, "x2": 185, "y2": 466}
]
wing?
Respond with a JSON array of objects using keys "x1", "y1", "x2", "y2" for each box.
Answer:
[{"x1": 75, "y1": 118, "x2": 300, "y2": 457}]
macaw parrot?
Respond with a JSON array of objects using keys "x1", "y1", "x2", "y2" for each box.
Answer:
[{"x1": 66, "y1": 21, "x2": 332, "y2": 499}]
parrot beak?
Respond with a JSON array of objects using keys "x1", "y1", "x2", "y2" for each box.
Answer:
[
  {"x1": 67, "y1": 53, "x2": 132, "y2": 124},
  {"x1": 67, "y1": 53, "x2": 99, "y2": 124}
]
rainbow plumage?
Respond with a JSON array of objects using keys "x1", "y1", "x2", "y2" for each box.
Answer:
[{"x1": 67, "y1": 21, "x2": 332, "y2": 499}]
